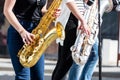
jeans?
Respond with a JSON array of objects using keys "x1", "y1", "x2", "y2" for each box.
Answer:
[
  {"x1": 7, "y1": 19, "x2": 44, "y2": 80},
  {"x1": 68, "y1": 39, "x2": 99, "y2": 80}
]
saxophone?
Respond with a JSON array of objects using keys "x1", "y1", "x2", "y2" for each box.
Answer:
[
  {"x1": 71, "y1": 0, "x2": 113, "y2": 65},
  {"x1": 18, "y1": 0, "x2": 65, "y2": 67}
]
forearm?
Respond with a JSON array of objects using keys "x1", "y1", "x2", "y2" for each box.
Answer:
[
  {"x1": 4, "y1": 9, "x2": 25, "y2": 34},
  {"x1": 66, "y1": 1, "x2": 86, "y2": 24},
  {"x1": 4, "y1": 0, "x2": 26, "y2": 34}
]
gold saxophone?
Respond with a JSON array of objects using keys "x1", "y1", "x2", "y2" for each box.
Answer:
[{"x1": 18, "y1": 0, "x2": 65, "y2": 67}]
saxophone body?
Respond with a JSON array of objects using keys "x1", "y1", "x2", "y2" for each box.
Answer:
[
  {"x1": 18, "y1": 0, "x2": 65, "y2": 67},
  {"x1": 71, "y1": 0, "x2": 113, "y2": 65}
]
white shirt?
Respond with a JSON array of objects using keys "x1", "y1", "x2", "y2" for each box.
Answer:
[
  {"x1": 56, "y1": 0, "x2": 74, "y2": 28},
  {"x1": 55, "y1": 0, "x2": 72, "y2": 45},
  {"x1": 56, "y1": 0, "x2": 85, "y2": 45}
]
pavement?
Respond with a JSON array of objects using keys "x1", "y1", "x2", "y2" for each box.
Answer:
[{"x1": 0, "y1": 58, "x2": 120, "y2": 80}]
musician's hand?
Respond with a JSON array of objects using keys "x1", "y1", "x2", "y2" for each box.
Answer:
[
  {"x1": 53, "y1": 8, "x2": 61, "y2": 18},
  {"x1": 19, "y1": 30, "x2": 35, "y2": 44},
  {"x1": 78, "y1": 22, "x2": 91, "y2": 36}
]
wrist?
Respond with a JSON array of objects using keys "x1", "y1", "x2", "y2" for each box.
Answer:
[
  {"x1": 81, "y1": 21, "x2": 86, "y2": 26},
  {"x1": 18, "y1": 29, "x2": 25, "y2": 35}
]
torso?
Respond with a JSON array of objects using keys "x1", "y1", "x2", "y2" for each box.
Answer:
[{"x1": 13, "y1": 0, "x2": 46, "y2": 22}]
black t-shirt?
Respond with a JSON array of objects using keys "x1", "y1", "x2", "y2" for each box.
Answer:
[{"x1": 13, "y1": 0, "x2": 46, "y2": 22}]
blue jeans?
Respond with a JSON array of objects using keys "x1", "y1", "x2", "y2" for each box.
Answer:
[
  {"x1": 7, "y1": 19, "x2": 44, "y2": 80},
  {"x1": 68, "y1": 39, "x2": 98, "y2": 80}
]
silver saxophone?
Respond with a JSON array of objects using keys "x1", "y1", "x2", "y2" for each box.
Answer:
[{"x1": 71, "y1": 0, "x2": 114, "y2": 65}]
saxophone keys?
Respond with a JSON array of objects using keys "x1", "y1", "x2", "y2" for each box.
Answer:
[
  {"x1": 38, "y1": 30, "x2": 42, "y2": 34},
  {"x1": 35, "y1": 34, "x2": 40, "y2": 39}
]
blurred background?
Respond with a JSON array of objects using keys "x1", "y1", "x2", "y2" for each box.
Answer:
[{"x1": 0, "y1": 0, "x2": 120, "y2": 80}]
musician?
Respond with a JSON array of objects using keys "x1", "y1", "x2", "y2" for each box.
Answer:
[
  {"x1": 68, "y1": 0, "x2": 99, "y2": 80},
  {"x1": 52, "y1": 0, "x2": 98, "y2": 80},
  {"x1": 3, "y1": 0, "x2": 61, "y2": 80}
]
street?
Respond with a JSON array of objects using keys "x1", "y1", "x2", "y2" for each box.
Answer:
[{"x1": 0, "y1": 58, "x2": 120, "y2": 80}]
